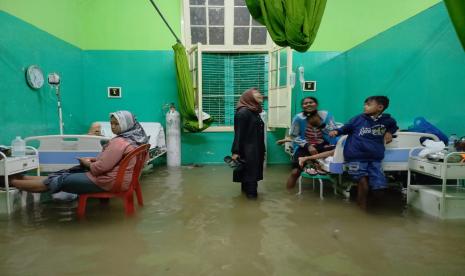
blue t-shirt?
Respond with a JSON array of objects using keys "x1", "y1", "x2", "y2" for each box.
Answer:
[{"x1": 337, "y1": 113, "x2": 398, "y2": 162}]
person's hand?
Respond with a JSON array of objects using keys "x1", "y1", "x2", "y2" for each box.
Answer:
[
  {"x1": 298, "y1": 156, "x2": 309, "y2": 167},
  {"x1": 308, "y1": 145, "x2": 318, "y2": 155},
  {"x1": 231, "y1": 154, "x2": 240, "y2": 161},
  {"x1": 384, "y1": 132, "x2": 393, "y2": 144},
  {"x1": 329, "y1": 130, "x2": 338, "y2": 137},
  {"x1": 78, "y1": 157, "x2": 91, "y2": 168}
]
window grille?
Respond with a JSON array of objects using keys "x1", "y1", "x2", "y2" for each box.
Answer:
[{"x1": 201, "y1": 53, "x2": 268, "y2": 126}]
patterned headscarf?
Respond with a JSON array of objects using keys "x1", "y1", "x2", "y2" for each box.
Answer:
[
  {"x1": 110, "y1": 110, "x2": 149, "y2": 146},
  {"x1": 236, "y1": 88, "x2": 263, "y2": 113}
]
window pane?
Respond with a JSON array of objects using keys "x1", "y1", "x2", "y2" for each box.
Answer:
[
  {"x1": 234, "y1": 0, "x2": 246, "y2": 6},
  {"x1": 208, "y1": 7, "x2": 224, "y2": 26},
  {"x1": 279, "y1": 48, "x2": 287, "y2": 67},
  {"x1": 279, "y1": 67, "x2": 287, "y2": 86},
  {"x1": 208, "y1": 0, "x2": 224, "y2": 5},
  {"x1": 234, "y1": 7, "x2": 250, "y2": 26},
  {"x1": 209, "y1": 27, "x2": 224, "y2": 45},
  {"x1": 234, "y1": 27, "x2": 249, "y2": 45},
  {"x1": 252, "y1": 18, "x2": 262, "y2": 26},
  {"x1": 271, "y1": 51, "x2": 278, "y2": 70},
  {"x1": 270, "y1": 70, "x2": 277, "y2": 89},
  {"x1": 190, "y1": 0, "x2": 205, "y2": 5},
  {"x1": 190, "y1": 7, "x2": 206, "y2": 25},
  {"x1": 191, "y1": 27, "x2": 207, "y2": 44},
  {"x1": 251, "y1": 27, "x2": 267, "y2": 45}
]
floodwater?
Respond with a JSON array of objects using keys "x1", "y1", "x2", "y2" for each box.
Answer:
[{"x1": 1, "y1": 165, "x2": 465, "y2": 275}]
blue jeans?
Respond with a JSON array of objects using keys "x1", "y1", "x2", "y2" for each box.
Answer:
[
  {"x1": 45, "y1": 172, "x2": 105, "y2": 194},
  {"x1": 346, "y1": 161, "x2": 386, "y2": 190}
]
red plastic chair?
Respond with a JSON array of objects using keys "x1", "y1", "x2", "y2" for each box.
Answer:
[{"x1": 77, "y1": 144, "x2": 150, "y2": 218}]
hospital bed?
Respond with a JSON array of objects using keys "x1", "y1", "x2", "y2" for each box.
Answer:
[
  {"x1": 97, "y1": 121, "x2": 167, "y2": 164},
  {"x1": 296, "y1": 132, "x2": 440, "y2": 197},
  {"x1": 320, "y1": 132, "x2": 440, "y2": 174},
  {"x1": 24, "y1": 135, "x2": 109, "y2": 173}
]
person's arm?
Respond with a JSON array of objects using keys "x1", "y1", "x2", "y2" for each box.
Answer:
[
  {"x1": 276, "y1": 136, "x2": 292, "y2": 145},
  {"x1": 89, "y1": 138, "x2": 129, "y2": 176},
  {"x1": 231, "y1": 109, "x2": 247, "y2": 160},
  {"x1": 298, "y1": 150, "x2": 335, "y2": 167},
  {"x1": 330, "y1": 116, "x2": 358, "y2": 137},
  {"x1": 384, "y1": 118, "x2": 399, "y2": 144},
  {"x1": 290, "y1": 116, "x2": 307, "y2": 148}
]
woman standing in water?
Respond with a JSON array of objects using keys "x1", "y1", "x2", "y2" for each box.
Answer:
[{"x1": 231, "y1": 88, "x2": 266, "y2": 199}]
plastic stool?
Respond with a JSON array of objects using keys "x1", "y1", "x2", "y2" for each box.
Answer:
[{"x1": 297, "y1": 172, "x2": 335, "y2": 199}]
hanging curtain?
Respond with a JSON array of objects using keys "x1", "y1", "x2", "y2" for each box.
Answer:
[
  {"x1": 245, "y1": 0, "x2": 327, "y2": 52},
  {"x1": 444, "y1": 0, "x2": 465, "y2": 51},
  {"x1": 172, "y1": 43, "x2": 213, "y2": 132}
]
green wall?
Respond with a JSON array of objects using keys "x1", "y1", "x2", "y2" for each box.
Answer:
[
  {"x1": 1, "y1": 0, "x2": 439, "y2": 51},
  {"x1": 313, "y1": 0, "x2": 440, "y2": 51},
  {"x1": 342, "y1": 2, "x2": 465, "y2": 135},
  {"x1": 0, "y1": 11, "x2": 84, "y2": 144},
  {"x1": 2, "y1": 1, "x2": 463, "y2": 166},
  {"x1": 296, "y1": 2, "x2": 465, "y2": 137},
  {"x1": 0, "y1": 0, "x2": 181, "y2": 50}
]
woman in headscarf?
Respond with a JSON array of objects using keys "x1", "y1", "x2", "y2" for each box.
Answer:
[
  {"x1": 11, "y1": 111, "x2": 149, "y2": 194},
  {"x1": 231, "y1": 88, "x2": 266, "y2": 199}
]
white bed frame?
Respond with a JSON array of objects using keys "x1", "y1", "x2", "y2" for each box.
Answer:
[
  {"x1": 24, "y1": 135, "x2": 109, "y2": 173},
  {"x1": 322, "y1": 132, "x2": 440, "y2": 174}
]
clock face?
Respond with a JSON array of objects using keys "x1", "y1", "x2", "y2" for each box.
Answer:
[{"x1": 26, "y1": 65, "x2": 44, "y2": 89}]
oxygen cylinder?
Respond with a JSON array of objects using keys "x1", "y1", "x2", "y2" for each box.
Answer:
[{"x1": 166, "y1": 104, "x2": 181, "y2": 167}]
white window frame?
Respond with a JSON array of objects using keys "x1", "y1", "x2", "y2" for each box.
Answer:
[
  {"x1": 182, "y1": 1, "x2": 292, "y2": 131},
  {"x1": 182, "y1": 0, "x2": 272, "y2": 52},
  {"x1": 267, "y1": 46, "x2": 293, "y2": 128}
]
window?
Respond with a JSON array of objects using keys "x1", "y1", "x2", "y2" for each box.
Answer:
[
  {"x1": 183, "y1": 0, "x2": 270, "y2": 50},
  {"x1": 201, "y1": 52, "x2": 268, "y2": 127},
  {"x1": 184, "y1": 1, "x2": 292, "y2": 130},
  {"x1": 267, "y1": 46, "x2": 293, "y2": 128}
]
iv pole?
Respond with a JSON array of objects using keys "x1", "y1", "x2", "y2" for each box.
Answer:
[{"x1": 48, "y1": 73, "x2": 63, "y2": 135}]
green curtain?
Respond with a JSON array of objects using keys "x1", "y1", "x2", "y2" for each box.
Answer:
[
  {"x1": 444, "y1": 0, "x2": 465, "y2": 51},
  {"x1": 245, "y1": 0, "x2": 327, "y2": 52},
  {"x1": 172, "y1": 43, "x2": 213, "y2": 132}
]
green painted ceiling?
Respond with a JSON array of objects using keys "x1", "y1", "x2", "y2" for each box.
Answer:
[{"x1": 0, "y1": 0, "x2": 441, "y2": 51}]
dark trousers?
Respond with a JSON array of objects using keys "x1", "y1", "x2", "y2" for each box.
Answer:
[{"x1": 241, "y1": 181, "x2": 258, "y2": 195}]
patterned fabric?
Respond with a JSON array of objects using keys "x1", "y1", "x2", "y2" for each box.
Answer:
[
  {"x1": 110, "y1": 110, "x2": 149, "y2": 146},
  {"x1": 305, "y1": 125, "x2": 324, "y2": 145}
]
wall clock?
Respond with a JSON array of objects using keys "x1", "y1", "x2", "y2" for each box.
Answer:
[{"x1": 26, "y1": 65, "x2": 44, "y2": 89}]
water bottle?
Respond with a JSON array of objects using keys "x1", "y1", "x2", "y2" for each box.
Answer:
[
  {"x1": 11, "y1": 136, "x2": 26, "y2": 157},
  {"x1": 448, "y1": 134, "x2": 458, "y2": 153}
]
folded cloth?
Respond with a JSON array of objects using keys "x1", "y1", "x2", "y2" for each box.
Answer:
[{"x1": 419, "y1": 140, "x2": 446, "y2": 158}]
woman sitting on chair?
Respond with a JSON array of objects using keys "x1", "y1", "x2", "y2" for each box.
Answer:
[{"x1": 11, "y1": 111, "x2": 149, "y2": 194}]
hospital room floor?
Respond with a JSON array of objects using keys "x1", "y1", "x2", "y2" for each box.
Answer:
[{"x1": 1, "y1": 165, "x2": 465, "y2": 275}]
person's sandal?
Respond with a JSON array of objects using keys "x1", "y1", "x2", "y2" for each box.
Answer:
[{"x1": 305, "y1": 167, "x2": 318, "y2": 176}]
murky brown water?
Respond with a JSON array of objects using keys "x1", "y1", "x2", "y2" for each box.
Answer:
[{"x1": 1, "y1": 165, "x2": 465, "y2": 275}]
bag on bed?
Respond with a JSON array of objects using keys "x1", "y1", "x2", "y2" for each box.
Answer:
[{"x1": 408, "y1": 117, "x2": 448, "y2": 144}]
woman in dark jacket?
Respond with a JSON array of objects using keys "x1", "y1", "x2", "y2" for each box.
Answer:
[{"x1": 231, "y1": 88, "x2": 266, "y2": 199}]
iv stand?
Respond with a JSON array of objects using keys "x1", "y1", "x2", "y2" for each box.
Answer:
[{"x1": 52, "y1": 84, "x2": 64, "y2": 135}]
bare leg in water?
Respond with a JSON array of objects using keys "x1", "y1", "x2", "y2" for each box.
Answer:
[
  {"x1": 286, "y1": 168, "x2": 301, "y2": 189},
  {"x1": 10, "y1": 175, "x2": 48, "y2": 193},
  {"x1": 357, "y1": 176, "x2": 369, "y2": 210}
]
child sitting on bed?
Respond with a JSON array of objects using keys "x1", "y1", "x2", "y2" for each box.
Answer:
[{"x1": 329, "y1": 96, "x2": 398, "y2": 210}]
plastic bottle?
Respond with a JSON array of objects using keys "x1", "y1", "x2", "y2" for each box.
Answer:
[
  {"x1": 448, "y1": 134, "x2": 458, "y2": 153},
  {"x1": 11, "y1": 136, "x2": 26, "y2": 157}
]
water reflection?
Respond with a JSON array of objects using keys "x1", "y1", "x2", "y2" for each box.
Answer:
[{"x1": 1, "y1": 165, "x2": 465, "y2": 275}]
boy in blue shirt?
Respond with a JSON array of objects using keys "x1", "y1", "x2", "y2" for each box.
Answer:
[{"x1": 329, "y1": 96, "x2": 398, "y2": 210}]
